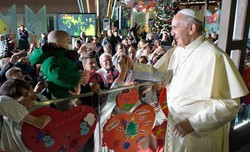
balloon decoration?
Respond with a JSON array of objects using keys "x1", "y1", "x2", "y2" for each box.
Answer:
[
  {"x1": 159, "y1": 87, "x2": 168, "y2": 118},
  {"x1": 116, "y1": 89, "x2": 139, "y2": 111},
  {"x1": 103, "y1": 104, "x2": 156, "y2": 152},
  {"x1": 135, "y1": 1, "x2": 157, "y2": 12},
  {"x1": 152, "y1": 121, "x2": 167, "y2": 139},
  {"x1": 120, "y1": 0, "x2": 157, "y2": 12},
  {"x1": 22, "y1": 105, "x2": 98, "y2": 152}
]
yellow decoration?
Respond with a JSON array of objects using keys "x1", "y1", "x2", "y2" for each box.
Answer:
[
  {"x1": 155, "y1": 126, "x2": 164, "y2": 137},
  {"x1": 0, "y1": 18, "x2": 7, "y2": 34}
]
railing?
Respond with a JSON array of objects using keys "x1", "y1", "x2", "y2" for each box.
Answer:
[
  {"x1": 30, "y1": 81, "x2": 247, "y2": 151},
  {"x1": 32, "y1": 82, "x2": 158, "y2": 152},
  {"x1": 34, "y1": 82, "x2": 155, "y2": 106}
]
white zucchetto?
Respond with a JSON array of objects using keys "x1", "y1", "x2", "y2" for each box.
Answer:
[{"x1": 178, "y1": 9, "x2": 203, "y2": 22}]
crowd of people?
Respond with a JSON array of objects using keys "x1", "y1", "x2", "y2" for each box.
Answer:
[
  {"x1": 0, "y1": 21, "x2": 176, "y2": 152},
  {"x1": 0, "y1": 8, "x2": 248, "y2": 152}
]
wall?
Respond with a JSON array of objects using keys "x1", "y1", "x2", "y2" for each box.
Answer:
[{"x1": 0, "y1": 0, "x2": 80, "y2": 14}]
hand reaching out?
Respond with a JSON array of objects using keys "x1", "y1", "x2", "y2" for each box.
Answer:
[
  {"x1": 34, "y1": 81, "x2": 47, "y2": 93},
  {"x1": 23, "y1": 114, "x2": 51, "y2": 129},
  {"x1": 68, "y1": 84, "x2": 81, "y2": 96},
  {"x1": 79, "y1": 70, "x2": 90, "y2": 86},
  {"x1": 34, "y1": 115, "x2": 51, "y2": 129},
  {"x1": 90, "y1": 82, "x2": 101, "y2": 93}
]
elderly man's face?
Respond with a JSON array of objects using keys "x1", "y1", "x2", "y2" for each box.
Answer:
[
  {"x1": 171, "y1": 14, "x2": 191, "y2": 47},
  {"x1": 101, "y1": 55, "x2": 112, "y2": 70}
]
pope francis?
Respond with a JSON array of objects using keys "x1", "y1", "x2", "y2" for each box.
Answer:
[{"x1": 132, "y1": 9, "x2": 249, "y2": 152}]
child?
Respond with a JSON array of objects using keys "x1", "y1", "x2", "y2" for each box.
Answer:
[
  {"x1": 0, "y1": 79, "x2": 51, "y2": 152},
  {"x1": 29, "y1": 30, "x2": 88, "y2": 111}
]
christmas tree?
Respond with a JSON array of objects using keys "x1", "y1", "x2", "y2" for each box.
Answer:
[{"x1": 154, "y1": 0, "x2": 179, "y2": 29}]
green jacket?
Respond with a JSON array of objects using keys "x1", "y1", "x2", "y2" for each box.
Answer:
[{"x1": 30, "y1": 44, "x2": 81, "y2": 110}]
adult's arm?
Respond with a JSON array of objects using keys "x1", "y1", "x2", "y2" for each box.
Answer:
[
  {"x1": 188, "y1": 98, "x2": 240, "y2": 137},
  {"x1": 132, "y1": 47, "x2": 175, "y2": 82}
]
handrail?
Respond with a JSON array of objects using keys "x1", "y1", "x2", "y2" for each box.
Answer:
[
  {"x1": 34, "y1": 82, "x2": 157, "y2": 106},
  {"x1": 34, "y1": 92, "x2": 94, "y2": 106},
  {"x1": 98, "y1": 82, "x2": 156, "y2": 95}
]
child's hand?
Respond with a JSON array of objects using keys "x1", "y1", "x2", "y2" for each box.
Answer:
[
  {"x1": 34, "y1": 81, "x2": 47, "y2": 93},
  {"x1": 34, "y1": 115, "x2": 51, "y2": 129},
  {"x1": 69, "y1": 84, "x2": 81, "y2": 96},
  {"x1": 79, "y1": 71, "x2": 90, "y2": 85}
]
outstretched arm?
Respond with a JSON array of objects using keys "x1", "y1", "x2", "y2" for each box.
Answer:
[{"x1": 22, "y1": 114, "x2": 51, "y2": 129}]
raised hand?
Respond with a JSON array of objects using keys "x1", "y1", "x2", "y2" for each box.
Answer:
[
  {"x1": 68, "y1": 84, "x2": 81, "y2": 96},
  {"x1": 9, "y1": 53, "x2": 20, "y2": 64},
  {"x1": 33, "y1": 81, "x2": 47, "y2": 93}
]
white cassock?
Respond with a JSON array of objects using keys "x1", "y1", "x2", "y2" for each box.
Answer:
[{"x1": 132, "y1": 35, "x2": 249, "y2": 152}]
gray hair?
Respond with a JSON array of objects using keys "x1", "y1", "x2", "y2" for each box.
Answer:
[
  {"x1": 99, "y1": 53, "x2": 112, "y2": 63},
  {"x1": 146, "y1": 32, "x2": 154, "y2": 39},
  {"x1": 103, "y1": 43, "x2": 112, "y2": 51},
  {"x1": 181, "y1": 16, "x2": 204, "y2": 34}
]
